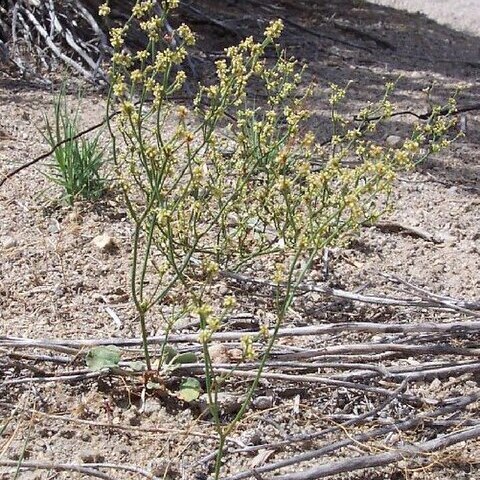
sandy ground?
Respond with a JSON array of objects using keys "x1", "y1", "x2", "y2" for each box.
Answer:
[
  {"x1": 370, "y1": 0, "x2": 480, "y2": 36},
  {"x1": 1, "y1": 1, "x2": 480, "y2": 479}
]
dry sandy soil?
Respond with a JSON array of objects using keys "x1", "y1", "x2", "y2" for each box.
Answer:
[
  {"x1": 370, "y1": 0, "x2": 480, "y2": 36},
  {"x1": 1, "y1": 1, "x2": 480, "y2": 479}
]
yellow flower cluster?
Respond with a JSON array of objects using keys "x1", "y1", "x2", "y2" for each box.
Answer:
[
  {"x1": 241, "y1": 335, "x2": 255, "y2": 360},
  {"x1": 110, "y1": 27, "x2": 126, "y2": 49},
  {"x1": 176, "y1": 24, "x2": 195, "y2": 46},
  {"x1": 264, "y1": 19, "x2": 284, "y2": 40},
  {"x1": 132, "y1": 0, "x2": 155, "y2": 18},
  {"x1": 98, "y1": 2, "x2": 110, "y2": 16},
  {"x1": 140, "y1": 16, "x2": 165, "y2": 42},
  {"x1": 329, "y1": 83, "x2": 347, "y2": 105}
]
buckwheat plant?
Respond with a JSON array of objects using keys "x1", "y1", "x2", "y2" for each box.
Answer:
[{"x1": 103, "y1": 1, "x2": 456, "y2": 476}]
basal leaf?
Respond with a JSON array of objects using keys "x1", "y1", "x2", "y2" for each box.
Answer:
[
  {"x1": 86, "y1": 345, "x2": 121, "y2": 371},
  {"x1": 178, "y1": 377, "x2": 201, "y2": 402}
]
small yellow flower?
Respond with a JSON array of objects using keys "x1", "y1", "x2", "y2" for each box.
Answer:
[
  {"x1": 203, "y1": 259, "x2": 219, "y2": 277},
  {"x1": 112, "y1": 79, "x2": 126, "y2": 97},
  {"x1": 223, "y1": 296, "x2": 236, "y2": 309},
  {"x1": 197, "y1": 304, "x2": 213, "y2": 320},
  {"x1": 178, "y1": 105, "x2": 188, "y2": 119},
  {"x1": 241, "y1": 335, "x2": 255, "y2": 360},
  {"x1": 198, "y1": 329, "x2": 212, "y2": 344},
  {"x1": 273, "y1": 263, "x2": 285, "y2": 284},
  {"x1": 130, "y1": 69, "x2": 142, "y2": 83},
  {"x1": 98, "y1": 3, "x2": 110, "y2": 16},
  {"x1": 265, "y1": 19, "x2": 284, "y2": 40},
  {"x1": 207, "y1": 316, "x2": 221, "y2": 332},
  {"x1": 176, "y1": 24, "x2": 196, "y2": 46},
  {"x1": 259, "y1": 323, "x2": 270, "y2": 339},
  {"x1": 174, "y1": 70, "x2": 187, "y2": 86},
  {"x1": 110, "y1": 27, "x2": 125, "y2": 49}
]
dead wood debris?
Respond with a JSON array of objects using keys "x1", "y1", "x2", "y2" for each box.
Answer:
[
  {"x1": 2, "y1": 273, "x2": 480, "y2": 479},
  {"x1": 0, "y1": 0, "x2": 111, "y2": 83},
  {"x1": 0, "y1": 459, "x2": 158, "y2": 480}
]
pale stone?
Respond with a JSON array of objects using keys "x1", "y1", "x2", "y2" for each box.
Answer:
[
  {"x1": 2, "y1": 236, "x2": 17, "y2": 249},
  {"x1": 253, "y1": 395, "x2": 274, "y2": 410},
  {"x1": 92, "y1": 232, "x2": 116, "y2": 251},
  {"x1": 386, "y1": 135, "x2": 402, "y2": 148},
  {"x1": 198, "y1": 392, "x2": 245, "y2": 416},
  {"x1": 208, "y1": 343, "x2": 230, "y2": 364}
]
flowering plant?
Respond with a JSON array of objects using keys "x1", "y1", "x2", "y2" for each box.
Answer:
[{"x1": 102, "y1": 1, "x2": 456, "y2": 476}]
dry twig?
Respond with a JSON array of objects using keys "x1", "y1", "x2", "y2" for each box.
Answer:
[{"x1": 3, "y1": 319, "x2": 480, "y2": 349}]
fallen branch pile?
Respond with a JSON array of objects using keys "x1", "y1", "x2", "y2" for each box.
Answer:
[
  {"x1": 0, "y1": 0, "x2": 197, "y2": 83},
  {"x1": 0, "y1": 0, "x2": 113, "y2": 82},
  {"x1": 2, "y1": 275, "x2": 480, "y2": 479}
]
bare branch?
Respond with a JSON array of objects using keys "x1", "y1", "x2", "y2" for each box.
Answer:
[{"x1": 271, "y1": 424, "x2": 480, "y2": 480}]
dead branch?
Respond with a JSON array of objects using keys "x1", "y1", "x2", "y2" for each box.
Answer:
[
  {"x1": 3, "y1": 318, "x2": 480, "y2": 349},
  {"x1": 271, "y1": 424, "x2": 480, "y2": 480},
  {"x1": 370, "y1": 220, "x2": 443, "y2": 244},
  {"x1": 3, "y1": 317, "x2": 480, "y2": 351},
  {"x1": 0, "y1": 460, "x2": 115, "y2": 480},
  {"x1": 193, "y1": 379, "x2": 409, "y2": 468},
  {"x1": 21, "y1": 5, "x2": 95, "y2": 81},
  {"x1": 1, "y1": 369, "x2": 104, "y2": 387},
  {"x1": 276, "y1": 342, "x2": 480, "y2": 360},
  {"x1": 225, "y1": 392, "x2": 480, "y2": 480},
  {"x1": 0, "y1": 459, "x2": 158, "y2": 480},
  {"x1": 222, "y1": 270, "x2": 480, "y2": 314}
]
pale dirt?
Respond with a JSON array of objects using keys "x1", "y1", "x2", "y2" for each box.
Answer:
[
  {"x1": 369, "y1": 0, "x2": 480, "y2": 36},
  {"x1": 1, "y1": 1, "x2": 480, "y2": 479}
]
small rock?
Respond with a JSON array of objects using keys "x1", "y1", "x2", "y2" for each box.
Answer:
[
  {"x1": 150, "y1": 460, "x2": 175, "y2": 477},
  {"x1": 253, "y1": 395, "x2": 274, "y2": 410},
  {"x1": 79, "y1": 450, "x2": 105, "y2": 463},
  {"x1": 66, "y1": 210, "x2": 81, "y2": 223},
  {"x1": 386, "y1": 135, "x2": 402, "y2": 148},
  {"x1": 54, "y1": 285, "x2": 66, "y2": 297},
  {"x1": 227, "y1": 348, "x2": 243, "y2": 362},
  {"x1": 247, "y1": 430, "x2": 264, "y2": 445},
  {"x1": 142, "y1": 398, "x2": 163, "y2": 416},
  {"x1": 198, "y1": 392, "x2": 245, "y2": 416},
  {"x1": 93, "y1": 293, "x2": 106, "y2": 303},
  {"x1": 92, "y1": 233, "x2": 116, "y2": 252},
  {"x1": 2, "y1": 236, "x2": 17, "y2": 249},
  {"x1": 208, "y1": 343, "x2": 230, "y2": 364},
  {"x1": 47, "y1": 218, "x2": 60, "y2": 234},
  {"x1": 124, "y1": 407, "x2": 141, "y2": 426},
  {"x1": 430, "y1": 378, "x2": 442, "y2": 391},
  {"x1": 436, "y1": 231, "x2": 456, "y2": 244}
]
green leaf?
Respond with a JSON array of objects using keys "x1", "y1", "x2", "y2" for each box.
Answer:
[
  {"x1": 162, "y1": 345, "x2": 178, "y2": 363},
  {"x1": 177, "y1": 377, "x2": 201, "y2": 402},
  {"x1": 124, "y1": 361, "x2": 146, "y2": 372},
  {"x1": 162, "y1": 345, "x2": 197, "y2": 365},
  {"x1": 172, "y1": 352, "x2": 197, "y2": 364},
  {"x1": 86, "y1": 345, "x2": 121, "y2": 371}
]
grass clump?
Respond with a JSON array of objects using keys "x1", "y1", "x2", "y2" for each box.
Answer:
[
  {"x1": 100, "y1": 1, "x2": 456, "y2": 477},
  {"x1": 44, "y1": 88, "x2": 106, "y2": 205}
]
